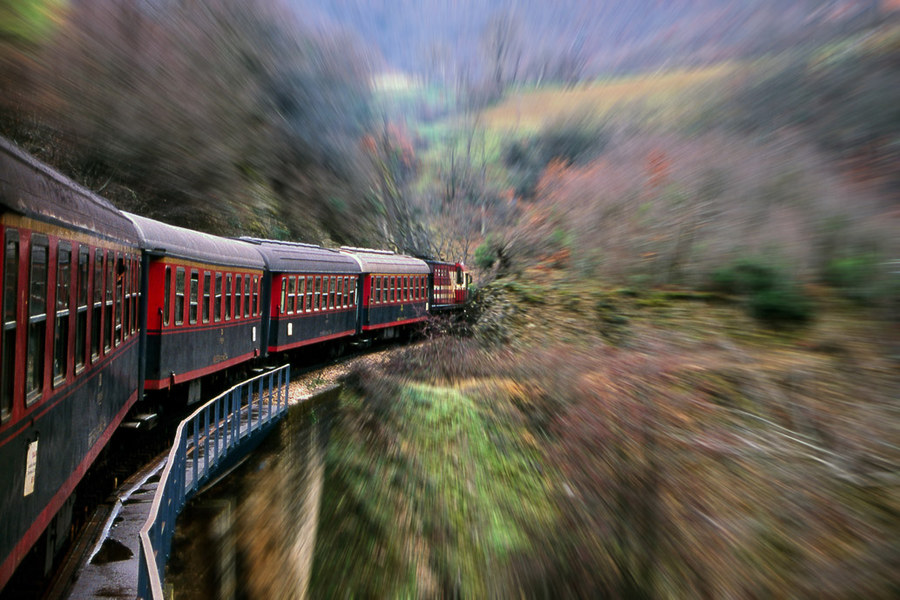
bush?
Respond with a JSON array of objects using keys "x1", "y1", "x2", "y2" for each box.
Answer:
[
  {"x1": 474, "y1": 240, "x2": 499, "y2": 270},
  {"x1": 749, "y1": 286, "x2": 813, "y2": 325},
  {"x1": 711, "y1": 258, "x2": 814, "y2": 325},
  {"x1": 824, "y1": 253, "x2": 881, "y2": 305},
  {"x1": 711, "y1": 258, "x2": 780, "y2": 295}
]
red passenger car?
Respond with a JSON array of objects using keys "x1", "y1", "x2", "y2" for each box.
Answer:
[
  {"x1": 125, "y1": 214, "x2": 265, "y2": 399},
  {"x1": 240, "y1": 238, "x2": 361, "y2": 355},
  {"x1": 341, "y1": 247, "x2": 430, "y2": 338}
]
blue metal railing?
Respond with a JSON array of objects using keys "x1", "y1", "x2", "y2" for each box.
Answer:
[{"x1": 137, "y1": 364, "x2": 291, "y2": 599}]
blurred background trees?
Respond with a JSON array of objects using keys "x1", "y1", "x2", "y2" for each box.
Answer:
[{"x1": 0, "y1": 0, "x2": 383, "y2": 244}]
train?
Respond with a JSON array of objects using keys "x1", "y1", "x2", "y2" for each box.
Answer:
[{"x1": 0, "y1": 136, "x2": 470, "y2": 591}]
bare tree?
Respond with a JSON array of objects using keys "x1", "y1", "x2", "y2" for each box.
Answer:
[{"x1": 480, "y1": 8, "x2": 522, "y2": 100}]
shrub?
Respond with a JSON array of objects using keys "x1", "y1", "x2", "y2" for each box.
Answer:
[
  {"x1": 748, "y1": 286, "x2": 813, "y2": 325},
  {"x1": 710, "y1": 258, "x2": 780, "y2": 295},
  {"x1": 474, "y1": 240, "x2": 499, "y2": 270},
  {"x1": 711, "y1": 258, "x2": 814, "y2": 325},
  {"x1": 824, "y1": 253, "x2": 881, "y2": 305}
]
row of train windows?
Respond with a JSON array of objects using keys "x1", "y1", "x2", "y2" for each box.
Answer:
[
  {"x1": 1, "y1": 229, "x2": 140, "y2": 422},
  {"x1": 280, "y1": 275, "x2": 356, "y2": 315},
  {"x1": 369, "y1": 275, "x2": 427, "y2": 305},
  {"x1": 434, "y1": 266, "x2": 465, "y2": 285},
  {"x1": 162, "y1": 266, "x2": 260, "y2": 327}
]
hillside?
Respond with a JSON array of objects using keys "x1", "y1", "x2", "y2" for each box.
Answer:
[{"x1": 307, "y1": 270, "x2": 900, "y2": 597}]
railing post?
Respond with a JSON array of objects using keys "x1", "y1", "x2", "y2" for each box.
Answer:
[
  {"x1": 192, "y1": 421, "x2": 199, "y2": 488},
  {"x1": 257, "y1": 378, "x2": 263, "y2": 428},
  {"x1": 213, "y1": 396, "x2": 220, "y2": 463},
  {"x1": 203, "y1": 406, "x2": 209, "y2": 478},
  {"x1": 266, "y1": 373, "x2": 272, "y2": 421}
]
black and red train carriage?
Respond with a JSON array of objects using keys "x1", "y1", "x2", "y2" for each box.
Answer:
[
  {"x1": 0, "y1": 138, "x2": 142, "y2": 589},
  {"x1": 240, "y1": 238, "x2": 361, "y2": 355},
  {"x1": 341, "y1": 247, "x2": 431, "y2": 339},
  {"x1": 124, "y1": 213, "x2": 265, "y2": 402}
]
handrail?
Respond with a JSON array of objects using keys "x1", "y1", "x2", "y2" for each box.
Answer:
[{"x1": 137, "y1": 364, "x2": 291, "y2": 599}]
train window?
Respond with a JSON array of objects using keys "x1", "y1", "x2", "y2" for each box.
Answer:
[
  {"x1": 122, "y1": 257, "x2": 130, "y2": 342},
  {"x1": 305, "y1": 276, "x2": 313, "y2": 311},
  {"x1": 53, "y1": 242, "x2": 71, "y2": 385},
  {"x1": 214, "y1": 272, "x2": 222, "y2": 322},
  {"x1": 174, "y1": 267, "x2": 185, "y2": 326},
  {"x1": 189, "y1": 270, "x2": 199, "y2": 324},
  {"x1": 202, "y1": 272, "x2": 211, "y2": 323},
  {"x1": 26, "y1": 235, "x2": 48, "y2": 404},
  {"x1": 1, "y1": 230, "x2": 19, "y2": 420},
  {"x1": 336, "y1": 277, "x2": 343, "y2": 309},
  {"x1": 163, "y1": 266, "x2": 171, "y2": 327},
  {"x1": 287, "y1": 276, "x2": 295, "y2": 315},
  {"x1": 280, "y1": 277, "x2": 287, "y2": 315},
  {"x1": 343, "y1": 277, "x2": 349, "y2": 308},
  {"x1": 134, "y1": 259, "x2": 141, "y2": 334},
  {"x1": 297, "y1": 275, "x2": 308, "y2": 313},
  {"x1": 371, "y1": 277, "x2": 377, "y2": 304},
  {"x1": 130, "y1": 258, "x2": 136, "y2": 336},
  {"x1": 329, "y1": 276, "x2": 335, "y2": 310},
  {"x1": 301, "y1": 277, "x2": 308, "y2": 313},
  {"x1": 252, "y1": 276, "x2": 259, "y2": 316},
  {"x1": 75, "y1": 246, "x2": 88, "y2": 372},
  {"x1": 92, "y1": 249, "x2": 102, "y2": 360},
  {"x1": 104, "y1": 252, "x2": 113, "y2": 351},
  {"x1": 235, "y1": 275, "x2": 242, "y2": 319},
  {"x1": 114, "y1": 255, "x2": 123, "y2": 346},
  {"x1": 224, "y1": 274, "x2": 232, "y2": 320},
  {"x1": 244, "y1": 276, "x2": 250, "y2": 318}
]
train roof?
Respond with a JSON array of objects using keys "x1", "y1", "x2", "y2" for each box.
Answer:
[
  {"x1": 340, "y1": 246, "x2": 430, "y2": 275},
  {"x1": 238, "y1": 238, "x2": 361, "y2": 274},
  {"x1": 424, "y1": 259, "x2": 465, "y2": 268},
  {"x1": 0, "y1": 137, "x2": 139, "y2": 244},
  {"x1": 124, "y1": 212, "x2": 265, "y2": 270}
]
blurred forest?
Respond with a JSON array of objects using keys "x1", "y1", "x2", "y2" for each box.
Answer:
[{"x1": 0, "y1": 0, "x2": 406, "y2": 245}]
